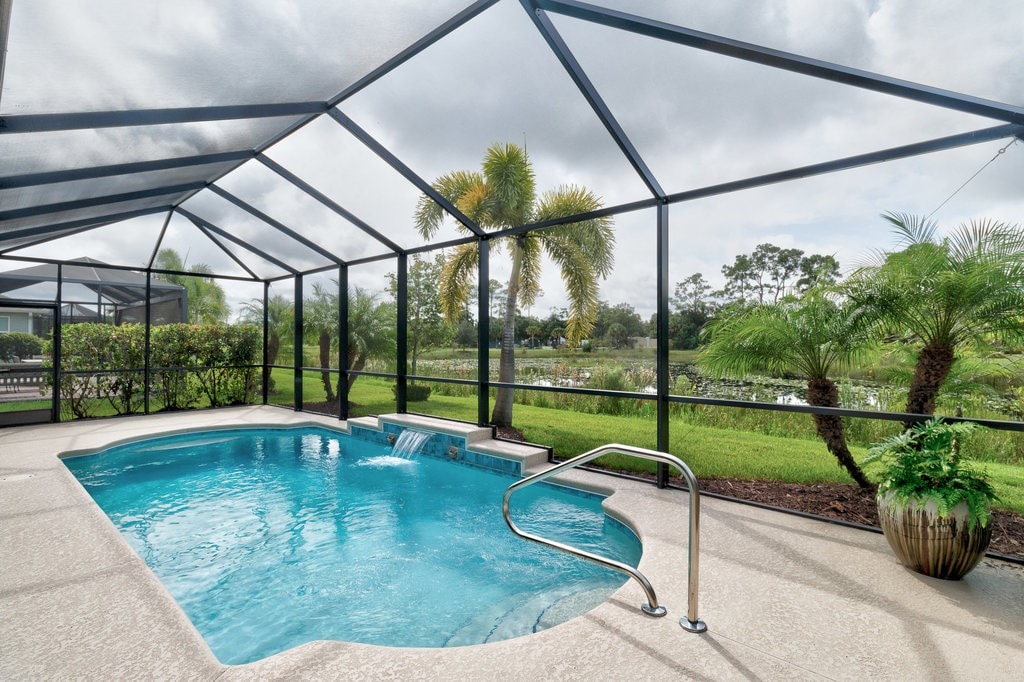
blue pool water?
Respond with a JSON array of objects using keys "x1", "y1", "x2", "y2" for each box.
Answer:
[{"x1": 63, "y1": 427, "x2": 641, "y2": 664}]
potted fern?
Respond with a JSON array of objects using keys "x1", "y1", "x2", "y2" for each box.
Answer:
[{"x1": 865, "y1": 417, "x2": 996, "y2": 580}]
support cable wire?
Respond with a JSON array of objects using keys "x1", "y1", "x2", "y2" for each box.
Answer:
[{"x1": 926, "y1": 137, "x2": 1018, "y2": 221}]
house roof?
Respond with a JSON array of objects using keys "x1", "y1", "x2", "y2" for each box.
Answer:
[{"x1": 0, "y1": 256, "x2": 184, "y2": 304}]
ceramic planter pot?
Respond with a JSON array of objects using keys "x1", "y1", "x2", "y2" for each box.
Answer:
[{"x1": 876, "y1": 491, "x2": 992, "y2": 580}]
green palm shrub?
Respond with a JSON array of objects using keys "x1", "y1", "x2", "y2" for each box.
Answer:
[{"x1": 864, "y1": 417, "x2": 996, "y2": 529}]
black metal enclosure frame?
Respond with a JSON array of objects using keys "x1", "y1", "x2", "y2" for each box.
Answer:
[{"x1": 2, "y1": 1, "x2": 1023, "y2": 482}]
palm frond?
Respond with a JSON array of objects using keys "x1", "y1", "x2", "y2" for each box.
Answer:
[
  {"x1": 482, "y1": 143, "x2": 535, "y2": 227},
  {"x1": 541, "y1": 234, "x2": 600, "y2": 347},
  {"x1": 414, "y1": 170, "x2": 485, "y2": 238},
  {"x1": 700, "y1": 290, "x2": 874, "y2": 381},
  {"x1": 700, "y1": 306, "x2": 796, "y2": 378},
  {"x1": 882, "y1": 210, "x2": 938, "y2": 247},
  {"x1": 535, "y1": 185, "x2": 615, "y2": 277},
  {"x1": 437, "y1": 243, "x2": 479, "y2": 324},
  {"x1": 514, "y1": 235, "x2": 543, "y2": 307}
]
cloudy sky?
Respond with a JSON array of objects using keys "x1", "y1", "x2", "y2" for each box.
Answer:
[{"x1": 2, "y1": 0, "x2": 1022, "y2": 319}]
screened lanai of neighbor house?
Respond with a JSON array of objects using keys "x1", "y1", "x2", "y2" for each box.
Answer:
[{"x1": 2, "y1": 0, "x2": 1024, "y2": 679}]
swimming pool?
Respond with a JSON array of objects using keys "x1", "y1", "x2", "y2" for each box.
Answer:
[{"x1": 63, "y1": 426, "x2": 641, "y2": 664}]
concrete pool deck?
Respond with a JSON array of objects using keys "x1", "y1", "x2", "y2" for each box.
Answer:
[{"x1": 2, "y1": 406, "x2": 1022, "y2": 680}]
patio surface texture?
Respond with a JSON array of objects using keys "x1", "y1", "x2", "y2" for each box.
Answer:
[{"x1": 2, "y1": 406, "x2": 1022, "y2": 681}]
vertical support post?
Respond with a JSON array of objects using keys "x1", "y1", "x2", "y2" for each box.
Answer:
[
  {"x1": 396, "y1": 252, "x2": 408, "y2": 413},
  {"x1": 52, "y1": 264, "x2": 63, "y2": 423},
  {"x1": 293, "y1": 275, "x2": 303, "y2": 412},
  {"x1": 144, "y1": 271, "x2": 152, "y2": 415},
  {"x1": 477, "y1": 239, "x2": 490, "y2": 426},
  {"x1": 656, "y1": 203, "x2": 670, "y2": 487},
  {"x1": 261, "y1": 280, "x2": 270, "y2": 405},
  {"x1": 339, "y1": 266, "x2": 349, "y2": 420}
]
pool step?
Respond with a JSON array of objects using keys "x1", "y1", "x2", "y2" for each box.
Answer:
[{"x1": 444, "y1": 583, "x2": 613, "y2": 647}]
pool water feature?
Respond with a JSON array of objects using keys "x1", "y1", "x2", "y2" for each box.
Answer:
[
  {"x1": 63, "y1": 426, "x2": 641, "y2": 665},
  {"x1": 391, "y1": 428, "x2": 432, "y2": 459}
]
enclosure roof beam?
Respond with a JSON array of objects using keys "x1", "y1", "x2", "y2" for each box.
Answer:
[
  {"x1": 0, "y1": 0, "x2": 12, "y2": 113},
  {"x1": 329, "y1": 0, "x2": 501, "y2": 107},
  {"x1": 484, "y1": 123, "x2": 1024, "y2": 241},
  {"x1": 256, "y1": 154, "x2": 402, "y2": 253},
  {"x1": 146, "y1": 211, "x2": 174, "y2": 270},
  {"x1": 186, "y1": 218, "x2": 261, "y2": 281},
  {"x1": 0, "y1": 102, "x2": 328, "y2": 134},
  {"x1": 523, "y1": 1, "x2": 665, "y2": 199},
  {"x1": 661, "y1": 124, "x2": 1024, "y2": 205},
  {"x1": 0, "y1": 252, "x2": 259, "y2": 283},
  {"x1": 175, "y1": 207, "x2": 297, "y2": 275},
  {"x1": 327, "y1": 108, "x2": 487, "y2": 238},
  {"x1": 0, "y1": 182, "x2": 205, "y2": 222},
  {"x1": 0, "y1": 205, "x2": 170, "y2": 247},
  {"x1": 206, "y1": 184, "x2": 345, "y2": 266},
  {"x1": 0, "y1": 151, "x2": 255, "y2": 190},
  {"x1": 537, "y1": 0, "x2": 1024, "y2": 125},
  {"x1": 0, "y1": 221, "x2": 112, "y2": 257},
  {"x1": 346, "y1": 252, "x2": 403, "y2": 268},
  {"x1": 169, "y1": 3, "x2": 504, "y2": 226}
]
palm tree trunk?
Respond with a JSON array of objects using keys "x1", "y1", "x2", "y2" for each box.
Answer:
[
  {"x1": 319, "y1": 329, "x2": 335, "y2": 403},
  {"x1": 905, "y1": 343, "x2": 954, "y2": 426},
  {"x1": 807, "y1": 378, "x2": 872, "y2": 489},
  {"x1": 491, "y1": 241, "x2": 524, "y2": 427},
  {"x1": 347, "y1": 350, "x2": 366, "y2": 391},
  {"x1": 267, "y1": 332, "x2": 280, "y2": 366}
]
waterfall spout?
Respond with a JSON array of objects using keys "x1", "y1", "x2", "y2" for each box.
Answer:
[{"x1": 391, "y1": 429, "x2": 432, "y2": 459}]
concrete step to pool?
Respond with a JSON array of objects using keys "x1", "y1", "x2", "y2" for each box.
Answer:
[
  {"x1": 444, "y1": 583, "x2": 612, "y2": 647},
  {"x1": 534, "y1": 585, "x2": 612, "y2": 630}
]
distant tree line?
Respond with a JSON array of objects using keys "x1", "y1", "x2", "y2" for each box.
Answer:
[{"x1": 666, "y1": 244, "x2": 840, "y2": 349}]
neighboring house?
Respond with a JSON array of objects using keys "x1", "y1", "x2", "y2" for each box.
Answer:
[
  {"x1": 0, "y1": 258, "x2": 187, "y2": 335},
  {"x1": 630, "y1": 336, "x2": 657, "y2": 350},
  {"x1": 0, "y1": 307, "x2": 38, "y2": 335}
]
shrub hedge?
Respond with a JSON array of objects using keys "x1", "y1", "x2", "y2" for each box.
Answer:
[
  {"x1": 43, "y1": 322, "x2": 260, "y2": 418},
  {"x1": 0, "y1": 331, "x2": 43, "y2": 362}
]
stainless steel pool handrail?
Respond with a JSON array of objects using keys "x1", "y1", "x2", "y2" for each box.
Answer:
[{"x1": 501, "y1": 443, "x2": 707, "y2": 634}]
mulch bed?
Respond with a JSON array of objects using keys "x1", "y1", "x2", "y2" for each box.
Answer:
[{"x1": 665, "y1": 477, "x2": 1023, "y2": 561}]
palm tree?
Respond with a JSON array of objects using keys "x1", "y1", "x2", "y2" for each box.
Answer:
[
  {"x1": 345, "y1": 288, "x2": 395, "y2": 393},
  {"x1": 238, "y1": 294, "x2": 294, "y2": 366},
  {"x1": 154, "y1": 248, "x2": 229, "y2": 324},
  {"x1": 298, "y1": 284, "x2": 395, "y2": 402},
  {"x1": 846, "y1": 212, "x2": 1024, "y2": 422},
  {"x1": 415, "y1": 143, "x2": 614, "y2": 427},
  {"x1": 699, "y1": 290, "x2": 874, "y2": 488},
  {"x1": 525, "y1": 324, "x2": 542, "y2": 349},
  {"x1": 549, "y1": 326, "x2": 565, "y2": 348},
  {"x1": 304, "y1": 282, "x2": 340, "y2": 402}
]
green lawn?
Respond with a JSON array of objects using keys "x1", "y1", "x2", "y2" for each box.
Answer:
[
  {"x1": 271, "y1": 372, "x2": 1024, "y2": 515},
  {"x1": 0, "y1": 399, "x2": 51, "y2": 413}
]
